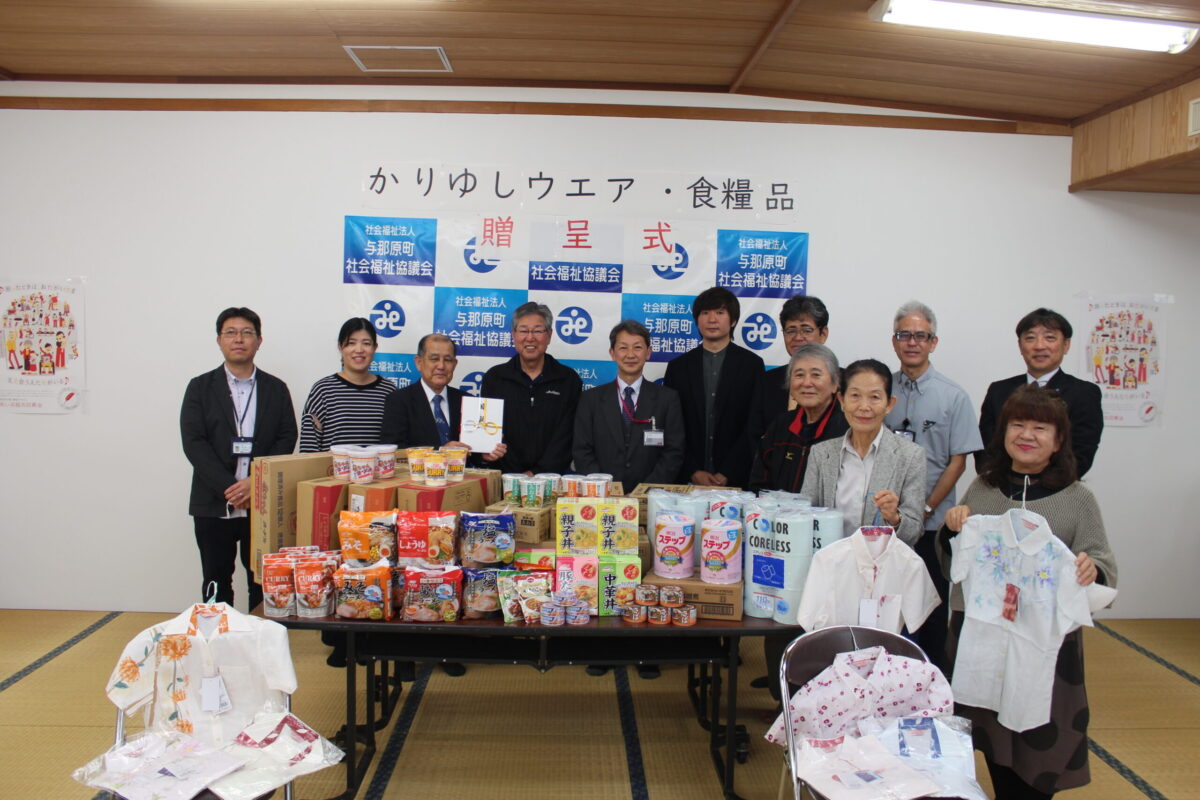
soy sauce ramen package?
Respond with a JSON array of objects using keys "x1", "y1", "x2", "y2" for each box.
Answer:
[
  {"x1": 402, "y1": 565, "x2": 464, "y2": 623},
  {"x1": 459, "y1": 511, "x2": 516, "y2": 569},
  {"x1": 394, "y1": 510, "x2": 458, "y2": 568}
]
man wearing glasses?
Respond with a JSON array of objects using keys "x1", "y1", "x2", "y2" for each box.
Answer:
[
  {"x1": 180, "y1": 307, "x2": 297, "y2": 610},
  {"x1": 884, "y1": 300, "x2": 981, "y2": 670},
  {"x1": 480, "y1": 301, "x2": 582, "y2": 475}
]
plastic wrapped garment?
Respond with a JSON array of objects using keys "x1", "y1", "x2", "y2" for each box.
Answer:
[
  {"x1": 73, "y1": 731, "x2": 245, "y2": 800},
  {"x1": 793, "y1": 733, "x2": 940, "y2": 800},
  {"x1": 858, "y1": 715, "x2": 988, "y2": 800},
  {"x1": 208, "y1": 712, "x2": 344, "y2": 800}
]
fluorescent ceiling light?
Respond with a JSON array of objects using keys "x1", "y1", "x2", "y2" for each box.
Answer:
[{"x1": 869, "y1": 0, "x2": 1199, "y2": 53}]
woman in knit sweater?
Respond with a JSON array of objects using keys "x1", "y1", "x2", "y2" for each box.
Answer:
[{"x1": 941, "y1": 384, "x2": 1116, "y2": 800}]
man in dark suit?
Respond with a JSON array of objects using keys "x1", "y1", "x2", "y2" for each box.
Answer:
[
  {"x1": 978, "y1": 308, "x2": 1103, "y2": 476},
  {"x1": 181, "y1": 307, "x2": 296, "y2": 610},
  {"x1": 663, "y1": 287, "x2": 765, "y2": 487},
  {"x1": 573, "y1": 320, "x2": 684, "y2": 489}
]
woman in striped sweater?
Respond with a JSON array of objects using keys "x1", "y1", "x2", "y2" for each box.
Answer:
[{"x1": 299, "y1": 317, "x2": 397, "y2": 453}]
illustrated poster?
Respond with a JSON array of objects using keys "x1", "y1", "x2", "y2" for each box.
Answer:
[
  {"x1": 0, "y1": 279, "x2": 86, "y2": 414},
  {"x1": 1082, "y1": 295, "x2": 1167, "y2": 427}
]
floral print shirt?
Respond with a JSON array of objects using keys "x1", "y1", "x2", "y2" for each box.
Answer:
[{"x1": 106, "y1": 604, "x2": 297, "y2": 747}]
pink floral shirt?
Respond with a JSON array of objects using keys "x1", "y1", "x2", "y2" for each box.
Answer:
[{"x1": 765, "y1": 645, "x2": 953, "y2": 745}]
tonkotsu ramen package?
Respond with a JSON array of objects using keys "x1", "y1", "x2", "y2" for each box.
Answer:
[
  {"x1": 402, "y1": 565, "x2": 464, "y2": 622},
  {"x1": 394, "y1": 510, "x2": 458, "y2": 567},
  {"x1": 333, "y1": 558, "x2": 392, "y2": 620},
  {"x1": 462, "y1": 568, "x2": 502, "y2": 619},
  {"x1": 338, "y1": 510, "x2": 398, "y2": 564},
  {"x1": 459, "y1": 511, "x2": 516, "y2": 569}
]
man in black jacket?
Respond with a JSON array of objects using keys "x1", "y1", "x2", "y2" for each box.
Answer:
[
  {"x1": 663, "y1": 287, "x2": 764, "y2": 488},
  {"x1": 573, "y1": 320, "x2": 684, "y2": 489},
  {"x1": 978, "y1": 307, "x2": 1103, "y2": 477},
  {"x1": 481, "y1": 302, "x2": 582, "y2": 475},
  {"x1": 181, "y1": 307, "x2": 296, "y2": 609}
]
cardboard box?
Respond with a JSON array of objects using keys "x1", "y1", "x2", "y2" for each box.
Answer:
[
  {"x1": 465, "y1": 468, "x2": 502, "y2": 505},
  {"x1": 251, "y1": 452, "x2": 334, "y2": 575},
  {"x1": 346, "y1": 477, "x2": 410, "y2": 513},
  {"x1": 295, "y1": 477, "x2": 348, "y2": 550},
  {"x1": 643, "y1": 573, "x2": 744, "y2": 621},
  {"x1": 486, "y1": 502, "x2": 552, "y2": 544},
  {"x1": 395, "y1": 477, "x2": 485, "y2": 513},
  {"x1": 629, "y1": 482, "x2": 691, "y2": 520}
]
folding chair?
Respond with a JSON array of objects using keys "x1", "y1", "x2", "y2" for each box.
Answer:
[{"x1": 776, "y1": 625, "x2": 928, "y2": 800}]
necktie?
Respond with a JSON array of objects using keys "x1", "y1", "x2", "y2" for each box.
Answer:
[
  {"x1": 432, "y1": 394, "x2": 451, "y2": 445},
  {"x1": 622, "y1": 385, "x2": 635, "y2": 428}
]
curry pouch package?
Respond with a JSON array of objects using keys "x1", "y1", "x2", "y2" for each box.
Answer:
[
  {"x1": 394, "y1": 510, "x2": 458, "y2": 568},
  {"x1": 338, "y1": 510, "x2": 398, "y2": 564},
  {"x1": 260, "y1": 555, "x2": 296, "y2": 618},
  {"x1": 513, "y1": 571, "x2": 553, "y2": 624},
  {"x1": 459, "y1": 511, "x2": 516, "y2": 569},
  {"x1": 403, "y1": 565, "x2": 464, "y2": 622},
  {"x1": 462, "y1": 568, "x2": 502, "y2": 619},
  {"x1": 293, "y1": 555, "x2": 337, "y2": 618},
  {"x1": 333, "y1": 558, "x2": 393, "y2": 620},
  {"x1": 496, "y1": 569, "x2": 524, "y2": 623}
]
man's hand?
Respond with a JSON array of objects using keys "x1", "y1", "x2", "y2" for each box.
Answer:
[{"x1": 224, "y1": 477, "x2": 252, "y2": 510}]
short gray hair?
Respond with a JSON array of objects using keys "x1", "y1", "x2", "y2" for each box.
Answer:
[
  {"x1": 512, "y1": 302, "x2": 553, "y2": 331},
  {"x1": 785, "y1": 343, "x2": 840, "y2": 389},
  {"x1": 894, "y1": 300, "x2": 937, "y2": 336}
]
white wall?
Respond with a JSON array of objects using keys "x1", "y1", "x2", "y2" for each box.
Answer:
[{"x1": 2, "y1": 87, "x2": 1197, "y2": 617}]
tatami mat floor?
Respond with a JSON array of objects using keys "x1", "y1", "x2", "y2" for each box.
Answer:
[{"x1": 2, "y1": 610, "x2": 1195, "y2": 800}]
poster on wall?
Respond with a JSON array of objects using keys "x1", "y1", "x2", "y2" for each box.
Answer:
[
  {"x1": 345, "y1": 163, "x2": 811, "y2": 392},
  {"x1": 1082, "y1": 294, "x2": 1168, "y2": 427},
  {"x1": 0, "y1": 278, "x2": 86, "y2": 414}
]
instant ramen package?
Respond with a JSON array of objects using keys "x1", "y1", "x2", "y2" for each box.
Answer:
[
  {"x1": 462, "y1": 568, "x2": 502, "y2": 619},
  {"x1": 333, "y1": 558, "x2": 393, "y2": 620},
  {"x1": 394, "y1": 510, "x2": 458, "y2": 568},
  {"x1": 338, "y1": 510, "x2": 398, "y2": 564},
  {"x1": 459, "y1": 511, "x2": 516, "y2": 569},
  {"x1": 402, "y1": 565, "x2": 464, "y2": 623}
]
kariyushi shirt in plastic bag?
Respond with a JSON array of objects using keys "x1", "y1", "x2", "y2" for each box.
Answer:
[
  {"x1": 72, "y1": 730, "x2": 245, "y2": 800},
  {"x1": 208, "y1": 711, "x2": 344, "y2": 800}
]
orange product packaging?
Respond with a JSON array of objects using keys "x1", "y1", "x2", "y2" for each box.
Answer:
[
  {"x1": 338, "y1": 509, "x2": 398, "y2": 563},
  {"x1": 293, "y1": 555, "x2": 335, "y2": 618},
  {"x1": 402, "y1": 565, "x2": 464, "y2": 623},
  {"x1": 261, "y1": 555, "x2": 295, "y2": 618},
  {"x1": 333, "y1": 559, "x2": 393, "y2": 620}
]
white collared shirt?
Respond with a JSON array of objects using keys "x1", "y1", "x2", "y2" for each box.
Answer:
[
  {"x1": 420, "y1": 379, "x2": 449, "y2": 422},
  {"x1": 224, "y1": 366, "x2": 257, "y2": 519},
  {"x1": 1026, "y1": 368, "x2": 1059, "y2": 387},
  {"x1": 616, "y1": 375, "x2": 644, "y2": 417},
  {"x1": 835, "y1": 427, "x2": 885, "y2": 538}
]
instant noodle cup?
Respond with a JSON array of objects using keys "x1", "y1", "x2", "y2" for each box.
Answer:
[
  {"x1": 462, "y1": 568, "x2": 502, "y2": 619},
  {"x1": 519, "y1": 477, "x2": 546, "y2": 508},
  {"x1": 331, "y1": 446, "x2": 354, "y2": 481},
  {"x1": 561, "y1": 474, "x2": 585, "y2": 497},
  {"x1": 348, "y1": 447, "x2": 377, "y2": 485},
  {"x1": 700, "y1": 518, "x2": 743, "y2": 585},
  {"x1": 338, "y1": 510, "x2": 398, "y2": 564},
  {"x1": 555, "y1": 556, "x2": 599, "y2": 615},
  {"x1": 653, "y1": 513, "x2": 695, "y2": 579},
  {"x1": 598, "y1": 555, "x2": 641, "y2": 616},
  {"x1": 423, "y1": 451, "x2": 447, "y2": 487},
  {"x1": 334, "y1": 560, "x2": 392, "y2": 620},
  {"x1": 444, "y1": 447, "x2": 468, "y2": 483},
  {"x1": 502, "y1": 473, "x2": 524, "y2": 503},
  {"x1": 261, "y1": 556, "x2": 295, "y2": 618},
  {"x1": 534, "y1": 473, "x2": 561, "y2": 498},
  {"x1": 402, "y1": 565, "x2": 463, "y2": 623},
  {"x1": 582, "y1": 478, "x2": 608, "y2": 498},
  {"x1": 407, "y1": 448, "x2": 429, "y2": 483},
  {"x1": 370, "y1": 444, "x2": 398, "y2": 480},
  {"x1": 586, "y1": 472, "x2": 613, "y2": 487}
]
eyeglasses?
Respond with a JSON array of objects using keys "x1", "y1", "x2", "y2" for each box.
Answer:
[
  {"x1": 783, "y1": 325, "x2": 819, "y2": 338},
  {"x1": 515, "y1": 327, "x2": 549, "y2": 337},
  {"x1": 894, "y1": 331, "x2": 934, "y2": 342},
  {"x1": 220, "y1": 328, "x2": 258, "y2": 340}
]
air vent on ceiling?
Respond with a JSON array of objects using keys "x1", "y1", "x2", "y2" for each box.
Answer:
[
  {"x1": 1189, "y1": 97, "x2": 1200, "y2": 137},
  {"x1": 344, "y1": 46, "x2": 452, "y2": 73}
]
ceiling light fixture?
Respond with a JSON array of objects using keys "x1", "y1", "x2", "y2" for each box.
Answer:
[{"x1": 868, "y1": 0, "x2": 1199, "y2": 53}]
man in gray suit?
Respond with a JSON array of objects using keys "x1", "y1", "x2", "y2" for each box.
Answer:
[{"x1": 573, "y1": 320, "x2": 684, "y2": 490}]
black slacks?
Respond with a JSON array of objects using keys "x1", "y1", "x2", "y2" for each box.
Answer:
[{"x1": 193, "y1": 515, "x2": 262, "y2": 610}]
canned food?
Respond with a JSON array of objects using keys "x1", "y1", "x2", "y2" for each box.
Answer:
[
  {"x1": 658, "y1": 585, "x2": 685, "y2": 607},
  {"x1": 622, "y1": 604, "x2": 648, "y2": 624},
  {"x1": 646, "y1": 605, "x2": 671, "y2": 625},
  {"x1": 561, "y1": 474, "x2": 585, "y2": 497},
  {"x1": 671, "y1": 604, "x2": 698, "y2": 627},
  {"x1": 565, "y1": 601, "x2": 591, "y2": 625},
  {"x1": 540, "y1": 602, "x2": 565, "y2": 626},
  {"x1": 520, "y1": 477, "x2": 546, "y2": 508},
  {"x1": 634, "y1": 584, "x2": 660, "y2": 606}
]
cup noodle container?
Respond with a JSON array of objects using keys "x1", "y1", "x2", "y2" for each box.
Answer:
[
  {"x1": 408, "y1": 448, "x2": 429, "y2": 483},
  {"x1": 444, "y1": 448, "x2": 468, "y2": 483},
  {"x1": 424, "y1": 451, "x2": 448, "y2": 487},
  {"x1": 535, "y1": 473, "x2": 562, "y2": 497},
  {"x1": 561, "y1": 474, "x2": 585, "y2": 497},
  {"x1": 699, "y1": 518, "x2": 743, "y2": 584},
  {"x1": 348, "y1": 447, "x2": 377, "y2": 485},
  {"x1": 331, "y1": 446, "x2": 354, "y2": 481},
  {"x1": 653, "y1": 513, "x2": 695, "y2": 579},
  {"x1": 371, "y1": 445, "x2": 398, "y2": 479}
]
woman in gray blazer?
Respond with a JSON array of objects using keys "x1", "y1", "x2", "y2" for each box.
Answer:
[{"x1": 801, "y1": 359, "x2": 927, "y2": 546}]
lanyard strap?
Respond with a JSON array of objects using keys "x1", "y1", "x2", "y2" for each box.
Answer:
[
  {"x1": 618, "y1": 382, "x2": 652, "y2": 425},
  {"x1": 232, "y1": 380, "x2": 256, "y2": 436}
]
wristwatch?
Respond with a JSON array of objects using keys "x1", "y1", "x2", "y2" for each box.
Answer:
[{"x1": 924, "y1": 504, "x2": 933, "y2": 516}]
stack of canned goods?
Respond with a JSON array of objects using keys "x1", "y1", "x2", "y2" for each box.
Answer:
[
  {"x1": 621, "y1": 583, "x2": 697, "y2": 627},
  {"x1": 544, "y1": 590, "x2": 590, "y2": 625}
]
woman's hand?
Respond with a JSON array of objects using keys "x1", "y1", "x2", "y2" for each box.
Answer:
[
  {"x1": 873, "y1": 490, "x2": 901, "y2": 527},
  {"x1": 1075, "y1": 552, "x2": 1098, "y2": 586},
  {"x1": 943, "y1": 505, "x2": 971, "y2": 532}
]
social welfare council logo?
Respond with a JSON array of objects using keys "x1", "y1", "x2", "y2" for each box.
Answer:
[
  {"x1": 459, "y1": 371, "x2": 484, "y2": 395},
  {"x1": 741, "y1": 312, "x2": 777, "y2": 351},
  {"x1": 462, "y1": 236, "x2": 500, "y2": 274},
  {"x1": 370, "y1": 300, "x2": 406, "y2": 338},
  {"x1": 651, "y1": 243, "x2": 689, "y2": 280},
  {"x1": 555, "y1": 306, "x2": 593, "y2": 345}
]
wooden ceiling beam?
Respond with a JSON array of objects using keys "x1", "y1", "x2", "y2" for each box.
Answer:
[
  {"x1": 0, "y1": 65, "x2": 14, "y2": 80},
  {"x1": 728, "y1": 0, "x2": 803, "y2": 93}
]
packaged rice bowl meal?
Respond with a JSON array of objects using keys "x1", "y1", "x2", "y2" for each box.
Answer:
[
  {"x1": 402, "y1": 565, "x2": 464, "y2": 623},
  {"x1": 598, "y1": 498, "x2": 640, "y2": 555},
  {"x1": 293, "y1": 554, "x2": 338, "y2": 618},
  {"x1": 555, "y1": 556, "x2": 599, "y2": 615},
  {"x1": 462, "y1": 568, "x2": 502, "y2": 619},
  {"x1": 598, "y1": 556, "x2": 642, "y2": 616},
  {"x1": 261, "y1": 555, "x2": 295, "y2": 618},
  {"x1": 556, "y1": 499, "x2": 599, "y2": 556},
  {"x1": 459, "y1": 510, "x2": 516, "y2": 569},
  {"x1": 338, "y1": 509, "x2": 398, "y2": 564},
  {"x1": 333, "y1": 559, "x2": 393, "y2": 620}
]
